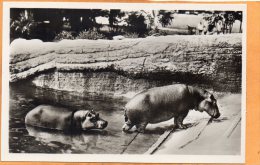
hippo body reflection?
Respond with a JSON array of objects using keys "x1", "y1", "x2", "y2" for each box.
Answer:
[{"x1": 26, "y1": 125, "x2": 108, "y2": 153}]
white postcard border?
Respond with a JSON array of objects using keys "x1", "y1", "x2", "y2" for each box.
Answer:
[{"x1": 2, "y1": 2, "x2": 247, "y2": 163}]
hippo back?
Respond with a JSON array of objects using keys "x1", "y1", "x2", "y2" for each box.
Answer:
[
  {"x1": 125, "y1": 84, "x2": 194, "y2": 124},
  {"x1": 25, "y1": 105, "x2": 74, "y2": 131}
]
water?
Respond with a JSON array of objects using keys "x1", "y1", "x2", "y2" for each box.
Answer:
[{"x1": 9, "y1": 82, "x2": 161, "y2": 154}]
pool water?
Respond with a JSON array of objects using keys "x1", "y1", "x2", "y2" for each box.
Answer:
[{"x1": 9, "y1": 82, "x2": 161, "y2": 154}]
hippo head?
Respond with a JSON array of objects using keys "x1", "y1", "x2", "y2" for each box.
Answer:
[
  {"x1": 122, "y1": 120, "x2": 134, "y2": 132},
  {"x1": 73, "y1": 110, "x2": 108, "y2": 130},
  {"x1": 197, "y1": 91, "x2": 220, "y2": 119}
]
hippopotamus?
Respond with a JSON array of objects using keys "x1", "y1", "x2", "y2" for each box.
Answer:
[
  {"x1": 122, "y1": 84, "x2": 220, "y2": 133},
  {"x1": 25, "y1": 105, "x2": 108, "y2": 132}
]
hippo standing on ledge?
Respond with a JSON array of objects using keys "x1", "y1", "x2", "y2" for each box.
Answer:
[
  {"x1": 122, "y1": 84, "x2": 220, "y2": 133},
  {"x1": 25, "y1": 105, "x2": 108, "y2": 132}
]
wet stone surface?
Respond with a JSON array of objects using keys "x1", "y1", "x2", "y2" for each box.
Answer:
[{"x1": 9, "y1": 82, "x2": 162, "y2": 154}]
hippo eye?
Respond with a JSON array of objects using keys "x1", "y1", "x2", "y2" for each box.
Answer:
[
  {"x1": 90, "y1": 117, "x2": 97, "y2": 122},
  {"x1": 85, "y1": 113, "x2": 92, "y2": 118}
]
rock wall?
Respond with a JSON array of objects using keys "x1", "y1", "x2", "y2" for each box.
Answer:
[{"x1": 10, "y1": 34, "x2": 242, "y2": 94}]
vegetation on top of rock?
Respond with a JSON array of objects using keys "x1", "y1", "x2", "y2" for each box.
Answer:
[
  {"x1": 53, "y1": 31, "x2": 74, "y2": 41},
  {"x1": 76, "y1": 30, "x2": 106, "y2": 40}
]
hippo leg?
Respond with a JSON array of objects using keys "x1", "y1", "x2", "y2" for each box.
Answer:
[
  {"x1": 174, "y1": 112, "x2": 189, "y2": 129},
  {"x1": 135, "y1": 122, "x2": 148, "y2": 133}
]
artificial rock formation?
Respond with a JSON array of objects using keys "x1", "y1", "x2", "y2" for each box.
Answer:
[{"x1": 10, "y1": 34, "x2": 242, "y2": 94}]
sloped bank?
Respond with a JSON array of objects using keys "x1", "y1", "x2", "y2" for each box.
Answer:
[{"x1": 10, "y1": 34, "x2": 242, "y2": 94}]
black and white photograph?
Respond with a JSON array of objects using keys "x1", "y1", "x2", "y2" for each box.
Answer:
[{"x1": 2, "y1": 2, "x2": 246, "y2": 163}]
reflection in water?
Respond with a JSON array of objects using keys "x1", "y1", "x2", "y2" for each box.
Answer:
[
  {"x1": 26, "y1": 125, "x2": 109, "y2": 153},
  {"x1": 9, "y1": 82, "x2": 161, "y2": 154}
]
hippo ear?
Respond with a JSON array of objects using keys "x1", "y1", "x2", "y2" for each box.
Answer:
[
  {"x1": 205, "y1": 94, "x2": 215, "y2": 102},
  {"x1": 201, "y1": 90, "x2": 209, "y2": 99},
  {"x1": 203, "y1": 92, "x2": 212, "y2": 101},
  {"x1": 85, "y1": 111, "x2": 92, "y2": 117},
  {"x1": 210, "y1": 94, "x2": 215, "y2": 101}
]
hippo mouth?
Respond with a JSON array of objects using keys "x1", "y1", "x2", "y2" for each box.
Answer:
[
  {"x1": 95, "y1": 120, "x2": 108, "y2": 129},
  {"x1": 81, "y1": 120, "x2": 108, "y2": 131},
  {"x1": 122, "y1": 123, "x2": 133, "y2": 132},
  {"x1": 211, "y1": 109, "x2": 221, "y2": 119},
  {"x1": 213, "y1": 112, "x2": 220, "y2": 118}
]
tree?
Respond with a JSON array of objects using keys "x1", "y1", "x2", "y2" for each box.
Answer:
[
  {"x1": 234, "y1": 11, "x2": 242, "y2": 33},
  {"x1": 126, "y1": 12, "x2": 147, "y2": 37},
  {"x1": 138, "y1": 10, "x2": 159, "y2": 30},
  {"x1": 10, "y1": 10, "x2": 37, "y2": 39},
  {"x1": 108, "y1": 9, "x2": 125, "y2": 32},
  {"x1": 223, "y1": 11, "x2": 236, "y2": 34},
  {"x1": 158, "y1": 10, "x2": 174, "y2": 27},
  {"x1": 89, "y1": 9, "x2": 108, "y2": 31}
]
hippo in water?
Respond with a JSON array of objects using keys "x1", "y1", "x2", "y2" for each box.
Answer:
[
  {"x1": 25, "y1": 105, "x2": 108, "y2": 132},
  {"x1": 122, "y1": 84, "x2": 220, "y2": 133}
]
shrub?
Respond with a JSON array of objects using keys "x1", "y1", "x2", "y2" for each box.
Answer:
[
  {"x1": 124, "y1": 32, "x2": 139, "y2": 38},
  {"x1": 148, "y1": 28, "x2": 160, "y2": 36},
  {"x1": 76, "y1": 30, "x2": 105, "y2": 40},
  {"x1": 148, "y1": 28, "x2": 167, "y2": 36},
  {"x1": 54, "y1": 31, "x2": 74, "y2": 41}
]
